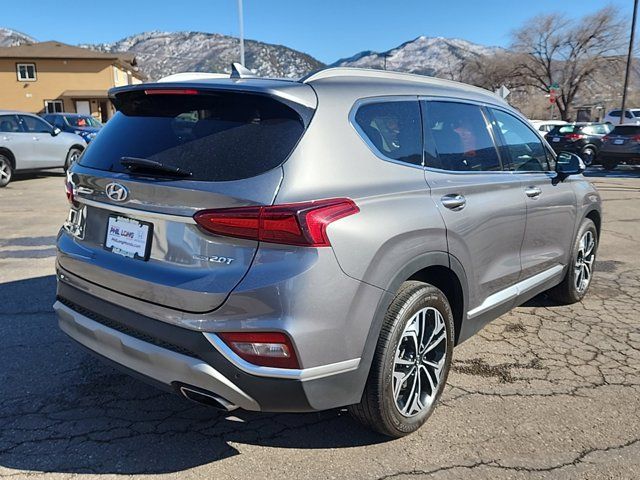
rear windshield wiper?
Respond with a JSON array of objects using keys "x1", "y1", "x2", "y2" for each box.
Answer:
[{"x1": 120, "y1": 157, "x2": 192, "y2": 178}]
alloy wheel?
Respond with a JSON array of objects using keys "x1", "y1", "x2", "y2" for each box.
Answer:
[
  {"x1": 0, "y1": 158, "x2": 11, "y2": 184},
  {"x1": 392, "y1": 307, "x2": 447, "y2": 417},
  {"x1": 575, "y1": 230, "x2": 596, "y2": 293}
]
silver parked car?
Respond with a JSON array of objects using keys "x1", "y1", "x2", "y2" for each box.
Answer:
[
  {"x1": 0, "y1": 111, "x2": 86, "y2": 187},
  {"x1": 54, "y1": 67, "x2": 601, "y2": 437}
]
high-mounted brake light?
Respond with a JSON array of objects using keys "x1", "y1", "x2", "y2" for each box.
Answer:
[
  {"x1": 193, "y1": 198, "x2": 359, "y2": 247},
  {"x1": 218, "y1": 332, "x2": 299, "y2": 369},
  {"x1": 144, "y1": 89, "x2": 199, "y2": 95}
]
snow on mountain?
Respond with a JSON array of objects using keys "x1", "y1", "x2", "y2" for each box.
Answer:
[
  {"x1": 82, "y1": 31, "x2": 325, "y2": 81},
  {"x1": 0, "y1": 28, "x2": 35, "y2": 47},
  {"x1": 332, "y1": 36, "x2": 502, "y2": 79}
]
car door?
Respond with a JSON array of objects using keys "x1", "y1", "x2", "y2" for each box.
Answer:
[
  {"x1": 18, "y1": 115, "x2": 67, "y2": 168},
  {"x1": 421, "y1": 99, "x2": 527, "y2": 323},
  {"x1": 0, "y1": 114, "x2": 34, "y2": 170},
  {"x1": 488, "y1": 107, "x2": 576, "y2": 287}
]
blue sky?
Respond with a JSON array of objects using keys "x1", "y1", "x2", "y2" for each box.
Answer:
[{"x1": 2, "y1": 0, "x2": 635, "y2": 63}]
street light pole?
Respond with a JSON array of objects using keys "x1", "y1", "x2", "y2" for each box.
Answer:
[
  {"x1": 238, "y1": 0, "x2": 245, "y2": 66},
  {"x1": 620, "y1": 0, "x2": 638, "y2": 125}
]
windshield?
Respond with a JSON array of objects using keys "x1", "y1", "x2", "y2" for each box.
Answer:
[
  {"x1": 65, "y1": 115, "x2": 102, "y2": 128},
  {"x1": 78, "y1": 90, "x2": 306, "y2": 181}
]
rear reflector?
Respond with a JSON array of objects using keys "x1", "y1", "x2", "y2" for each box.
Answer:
[
  {"x1": 218, "y1": 332, "x2": 299, "y2": 369},
  {"x1": 194, "y1": 198, "x2": 359, "y2": 247},
  {"x1": 144, "y1": 89, "x2": 199, "y2": 95}
]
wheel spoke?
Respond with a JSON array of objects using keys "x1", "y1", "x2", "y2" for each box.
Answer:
[{"x1": 392, "y1": 307, "x2": 448, "y2": 418}]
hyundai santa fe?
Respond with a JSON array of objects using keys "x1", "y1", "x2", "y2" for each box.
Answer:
[{"x1": 54, "y1": 66, "x2": 601, "y2": 437}]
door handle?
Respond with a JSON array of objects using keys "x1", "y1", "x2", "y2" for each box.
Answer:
[
  {"x1": 441, "y1": 194, "x2": 466, "y2": 211},
  {"x1": 33, "y1": 136, "x2": 40, "y2": 141},
  {"x1": 1, "y1": 136, "x2": 9, "y2": 141},
  {"x1": 525, "y1": 186, "x2": 542, "y2": 198}
]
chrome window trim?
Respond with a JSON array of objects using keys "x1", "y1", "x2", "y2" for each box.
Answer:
[
  {"x1": 467, "y1": 265, "x2": 564, "y2": 319},
  {"x1": 348, "y1": 95, "x2": 425, "y2": 171},
  {"x1": 203, "y1": 332, "x2": 361, "y2": 381}
]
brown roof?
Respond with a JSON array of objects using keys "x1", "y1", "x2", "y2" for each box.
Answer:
[{"x1": 0, "y1": 41, "x2": 142, "y2": 76}]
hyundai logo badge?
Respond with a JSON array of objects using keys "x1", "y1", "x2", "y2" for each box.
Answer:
[{"x1": 105, "y1": 182, "x2": 129, "y2": 202}]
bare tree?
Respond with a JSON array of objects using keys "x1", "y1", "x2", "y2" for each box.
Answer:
[
  {"x1": 510, "y1": 7, "x2": 626, "y2": 120},
  {"x1": 460, "y1": 51, "x2": 525, "y2": 91}
]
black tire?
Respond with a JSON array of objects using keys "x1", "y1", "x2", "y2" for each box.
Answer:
[
  {"x1": 0, "y1": 154, "x2": 12, "y2": 188},
  {"x1": 602, "y1": 159, "x2": 618, "y2": 171},
  {"x1": 548, "y1": 218, "x2": 598, "y2": 304},
  {"x1": 581, "y1": 147, "x2": 596, "y2": 167},
  {"x1": 64, "y1": 147, "x2": 82, "y2": 171},
  {"x1": 349, "y1": 281, "x2": 454, "y2": 437}
]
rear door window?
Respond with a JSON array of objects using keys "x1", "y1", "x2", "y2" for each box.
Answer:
[
  {"x1": 78, "y1": 90, "x2": 307, "y2": 182},
  {"x1": 612, "y1": 125, "x2": 640, "y2": 136},
  {"x1": 0, "y1": 115, "x2": 20, "y2": 132},
  {"x1": 422, "y1": 101, "x2": 502, "y2": 171},
  {"x1": 353, "y1": 100, "x2": 423, "y2": 166}
]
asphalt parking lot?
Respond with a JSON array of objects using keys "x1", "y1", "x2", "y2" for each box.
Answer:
[{"x1": 1, "y1": 168, "x2": 639, "y2": 479}]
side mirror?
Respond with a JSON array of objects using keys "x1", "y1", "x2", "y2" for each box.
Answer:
[
  {"x1": 556, "y1": 151, "x2": 585, "y2": 177},
  {"x1": 51, "y1": 127, "x2": 61, "y2": 136}
]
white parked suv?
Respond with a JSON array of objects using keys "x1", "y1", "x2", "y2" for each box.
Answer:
[
  {"x1": 529, "y1": 120, "x2": 567, "y2": 134},
  {"x1": 603, "y1": 109, "x2": 640, "y2": 125},
  {"x1": 0, "y1": 111, "x2": 86, "y2": 187}
]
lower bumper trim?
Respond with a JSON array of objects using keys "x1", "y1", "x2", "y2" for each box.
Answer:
[{"x1": 54, "y1": 301, "x2": 260, "y2": 411}]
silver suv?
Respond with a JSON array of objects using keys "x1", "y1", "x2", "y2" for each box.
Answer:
[
  {"x1": 54, "y1": 67, "x2": 601, "y2": 437},
  {"x1": 0, "y1": 111, "x2": 86, "y2": 187}
]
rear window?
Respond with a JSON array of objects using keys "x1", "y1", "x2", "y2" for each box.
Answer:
[
  {"x1": 611, "y1": 125, "x2": 640, "y2": 136},
  {"x1": 549, "y1": 125, "x2": 578, "y2": 135},
  {"x1": 78, "y1": 90, "x2": 306, "y2": 181}
]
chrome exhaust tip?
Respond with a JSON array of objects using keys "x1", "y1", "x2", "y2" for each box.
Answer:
[{"x1": 179, "y1": 385, "x2": 238, "y2": 412}]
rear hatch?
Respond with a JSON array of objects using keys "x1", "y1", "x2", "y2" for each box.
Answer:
[
  {"x1": 58, "y1": 82, "x2": 316, "y2": 312},
  {"x1": 601, "y1": 125, "x2": 640, "y2": 154},
  {"x1": 546, "y1": 125, "x2": 584, "y2": 151}
]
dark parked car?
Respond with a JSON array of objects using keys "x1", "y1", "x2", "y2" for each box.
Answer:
[
  {"x1": 598, "y1": 125, "x2": 640, "y2": 170},
  {"x1": 41, "y1": 113, "x2": 102, "y2": 143},
  {"x1": 546, "y1": 123, "x2": 613, "y2": 166}
]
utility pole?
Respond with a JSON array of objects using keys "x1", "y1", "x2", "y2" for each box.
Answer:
[
  {"x1": 620, "y1": 0, "x2": 638, "y2": 125},
  {"x1": 238, "y1": 0, "x2": 245, "y2": 66}
]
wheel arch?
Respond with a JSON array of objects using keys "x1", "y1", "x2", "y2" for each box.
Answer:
[
  {"x1": 585, "y1": 209, "x2": 601, "y2": 240},
  {"x1": 70, "y1": 144, "x2": 85, "y2": 153},
  {"x1": 0, "y1": 147, "x2": 16, "y2": 169}
]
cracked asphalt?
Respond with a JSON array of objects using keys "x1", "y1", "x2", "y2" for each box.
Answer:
[{"x1": 1, "y1": 168, "x2": 639, "y2": 479}]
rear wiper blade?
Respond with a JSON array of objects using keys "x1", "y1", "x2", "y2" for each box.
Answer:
[{"x1": 120, "y1": 157, "x2": 192, "y2": 177}]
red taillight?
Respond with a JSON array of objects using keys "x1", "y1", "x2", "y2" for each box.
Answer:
[
  {"x1": 632, "y1": 135, "x2": 640, "y2": 142},
  {"x1": 602, "y1": 135, "x2": 611, "y2": 143},
  {"x1": 564, "y1": 133, "x2": 584, "y2": 141},
  {"x1": 64, "y1": 179, "x2": 77, "y2": 206},
  {"x1": 218, "y1": 332, "x2": 299, "y2": 369},
  {"x1": 144, "y1": 89, "x2": 199, "y2": 95},
  {"x1": 193, "y1": 198, "x2": 359, "y2": 247}
]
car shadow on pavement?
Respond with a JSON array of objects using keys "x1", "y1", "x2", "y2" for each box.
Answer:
[
  {"x1": 0, "y1": 275, "x2": 389, "y2": 475},
  {"x1": 584, "y1": 165, "x2": 640, "y2": 178}
]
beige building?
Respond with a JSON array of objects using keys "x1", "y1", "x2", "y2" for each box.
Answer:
[{"x1": 0, "y1": 41, "x2": 145, "y2": 122}]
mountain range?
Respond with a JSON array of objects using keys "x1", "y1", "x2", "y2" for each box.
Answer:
[{"x1": 0, "y1": 28, "x2": 499, "y2": 81}]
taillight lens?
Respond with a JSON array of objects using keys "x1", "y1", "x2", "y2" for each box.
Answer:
[
  {"x1": 218, "y1": 332, "x2": 299, "y2": 369},
  {"x1": 632, "y1": 135, "x2": 640, "y2": 142},
  {"x1": 602, "y1": 135, "x2": 611, "y2": 143},
  {"x1": 564, "y1": 133, "x2": 584, "y2": 141},
  {"x1": 64, "y1": 178, "x2": 77, "y2": 206},
  {"x1": 194, "y1": 198, "x2": 359, "y2": 247}
]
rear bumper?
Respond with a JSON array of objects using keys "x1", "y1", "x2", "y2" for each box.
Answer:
[{"x1": 54, "y1": 281, "x2": 369, "y2": 412}]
